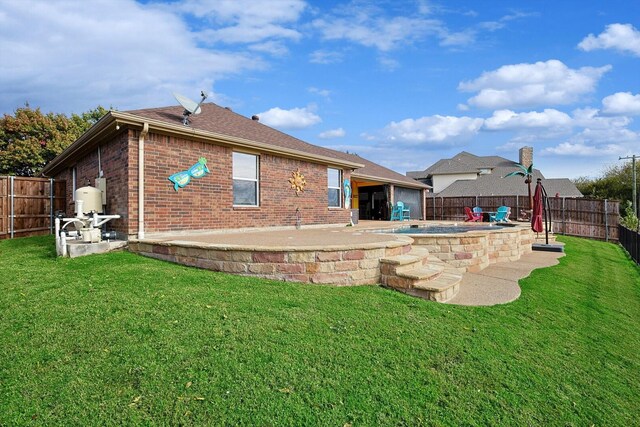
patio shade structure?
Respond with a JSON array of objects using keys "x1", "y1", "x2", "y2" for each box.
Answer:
[
  {"x1": 532, "y1": 178, "x2": 554, "y2": 245},
  {"x1": 532, "y1": 179, "x2": 544, "y2": 233}
]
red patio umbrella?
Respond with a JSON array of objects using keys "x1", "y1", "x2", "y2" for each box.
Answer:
[{"x1": 531, "y1": 179, "x2": 544, "y2": 233}]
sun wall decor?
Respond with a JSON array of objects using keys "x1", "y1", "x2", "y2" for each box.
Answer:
[{"x1": 288, "y1": 168, "x2": 307, "y2": 196}]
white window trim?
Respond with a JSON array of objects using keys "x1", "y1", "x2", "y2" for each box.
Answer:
[
  {"x1": 233, "y1": 152, "x2": 260, "y2": 207},
  {"x1": 328, "y1": 167, "x2": 342, "y2": 208}
]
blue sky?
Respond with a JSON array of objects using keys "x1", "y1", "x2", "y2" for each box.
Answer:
[{"x1": 1, "y1": 0, "x2": 639, "y2": 179}]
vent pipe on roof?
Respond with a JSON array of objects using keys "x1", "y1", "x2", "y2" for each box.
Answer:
[{"x1": 251, "y1": 115, "x2": 259, "y2": 121}]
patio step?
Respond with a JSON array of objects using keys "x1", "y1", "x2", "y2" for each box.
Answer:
[
  {"x1": 379, "y1": 246, "x2": 430, "y2": 275},
  {"x1": 407, "y1": 272, "x2": 462, "y2": 302},
  {"x1": 380, "y1": 248, "x2": 462, "y2": 303}
]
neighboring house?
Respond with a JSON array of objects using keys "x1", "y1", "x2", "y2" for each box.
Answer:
[
  {"x1": 42, "y1": 102, "x2": 428, "y2": 239},
  {"x1": 407, "y1": 147, "x2": 583, "y2": 198}
]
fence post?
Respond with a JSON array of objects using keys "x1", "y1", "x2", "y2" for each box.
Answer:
[
  {"x1": 604, "y1": 199, "x2": 609, "y2": 242},
  {"x1": 562, "y1": 198, "x2": 566, "y2": 235},
  {"x1": 50, "y1": 178, "x2": 54, "y2": 235},
  {"x1": 9, "y1": 176, "x2": 14, "y2": 239}
]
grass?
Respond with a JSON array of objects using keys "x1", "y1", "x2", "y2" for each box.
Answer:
[{"x1": 0, "y1": 235, "x2": 639, "y2": 426}]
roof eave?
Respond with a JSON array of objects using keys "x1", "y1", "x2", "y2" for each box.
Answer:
[
  {"x1": 42, "y1": 111, "x2": 119, "y2": 176},
  {"x1": 351, "y1": 172, "x2": 430, "y2": 189},
  {"x1": 111, "y1": 111, "x2": 364, "y2": 169},
  {"x1": 43, "y1": 110, "x2": 365, "y2": 176}
]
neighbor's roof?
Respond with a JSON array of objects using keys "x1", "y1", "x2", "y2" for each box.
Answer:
[
  {"x1": 434, "y1": 166, "x2": 583, "y2": 197},
  {"x1": 42, "y1": 102, "x2": 427, "y2": 189},
  {"x1": 407, "y1": 151, "x2": 513, "y2": 178}
]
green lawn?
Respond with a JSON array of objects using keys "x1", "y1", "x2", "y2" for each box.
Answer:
[{"x1": 1, "y1": 235, "x2": 639, "y2": 425}]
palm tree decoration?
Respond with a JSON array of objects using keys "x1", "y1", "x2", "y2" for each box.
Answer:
[{"x1": 504, "y1": 162, "x2": 534, "y2": 210}]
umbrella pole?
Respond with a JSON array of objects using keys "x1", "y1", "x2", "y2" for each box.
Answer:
[{"x1": 540, "y1": 182, "x2": 550, "y2": 245}]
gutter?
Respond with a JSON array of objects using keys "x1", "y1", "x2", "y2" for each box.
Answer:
[
  {"x1": 42, "y1": 111, "x2": 364, "y2": 177},
  {"x1": 138, "y1": 123, "x2": 149, "y2": 239},
  {"x1": 111, "y1": 112, "x2": 365, "y2": 170}
]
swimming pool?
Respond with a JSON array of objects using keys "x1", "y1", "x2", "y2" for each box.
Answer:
[{"x1": 389, "y1": 225, "x2": 505, "y2": 234}]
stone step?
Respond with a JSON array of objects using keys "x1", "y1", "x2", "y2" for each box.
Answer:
[
  {"x1": 396, "y1": 264, "x2": 444, "y2": 281},
  {"x1": 379, "y1": 246, "x2": 430, "y2": 275},
  {"x1": 406, "y1": 272, "x2": 462, "y2": 303}
]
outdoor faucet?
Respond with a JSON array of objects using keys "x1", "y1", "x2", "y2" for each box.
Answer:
[{"x1": 295, "y1": 207, "x2": 302, "y2": 229}]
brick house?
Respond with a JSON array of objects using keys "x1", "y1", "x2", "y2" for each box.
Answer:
[{"x1": 42, "y1": 103, "x2": 428, "y2": 239}]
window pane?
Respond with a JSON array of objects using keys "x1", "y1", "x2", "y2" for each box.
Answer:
[
  {"x1": 327, "y1": 168, "x2": 340, "y2": 187},
  {"x1": 328, "y1": 188, "x2": 340, "y2": 207},
  {"x1": 233, "y1": 180, "x2": 257, "y2": 205},
  {"x1": 233, "y1": 152, "x2": 257, "y2": 180}
]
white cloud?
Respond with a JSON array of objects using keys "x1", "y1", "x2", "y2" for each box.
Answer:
[
  {"x1": 248, "y1": 40, "x2": 289, "y2": 56},
  {"x1": 601, "y1": 92, "x2": 640, "y2": 116},
  {"x1": 0, "y1": 0, "x2": 262, "y2": 113},
  {"x1": 313, "y1": 14, "x2": 443, "y2": 51},
  {"x1": 318, "y1": 128, "x2": 345, "y2": 139},
  {"x1": 257, "y1": 106, "x2": 321, "y2": 129},
  {"x1": 196, "y1": 23, "x2": 301, "y2": 44},
  {"x1": 439, "y1": 29, "x2": 476, "y2": 47},
  {"x1": 571, "y1": 107, "x2": 631, "y2": 129},
  {"x1": 309, "y1": 50, "x2": 344, "y2": 64},
  {"x1": 380, "y1": 115, "x2": 484, "y2": 144},
  {"x1": 378, "y1": 56, "x2": 400, "y2": 71},
  {"x1": 458, "y1": 60, "x2": 611, "y2": 109},
  {"x1": 181, "y1": 0, "x2": 306, "y2": 45},
  {"x1": 308, "y1": 87, "x2": 331, "y2": 98},
  {"x1": 542, "y1": 142, "x2": 625, "y2": 157},
  {"x1": 483, "y1": 109, "x2": 572, "y2": 131},
  {"x1": 578, "y1": 23, "x2": 640, "y2": 56}
]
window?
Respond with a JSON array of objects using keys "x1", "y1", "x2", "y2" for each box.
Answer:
[
  {"x1": 328, "y1": 168, "x2": 341, "y2": 208},
  {"x1": 233, "y1": 152, "x2": 259, "y2": 206}
]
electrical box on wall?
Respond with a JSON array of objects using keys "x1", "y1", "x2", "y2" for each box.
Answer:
[{"x1": 95, "y1": 177, "x2": 106, "y2": 205}]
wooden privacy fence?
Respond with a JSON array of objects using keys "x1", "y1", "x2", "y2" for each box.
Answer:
[
  {"x1": 426, "y1": 195, "x2": 620, "y2": 242},
  {"x1": 0, "y1": 176, "x2": 66, "y2": 239}
]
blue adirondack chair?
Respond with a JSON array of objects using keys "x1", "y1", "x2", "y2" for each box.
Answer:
[
  {"x1": 489, "y1": 206, "x2": 510, "y2": 223},
  {"x1": 390, "y1": 201, "x2": 410, "y2": 221}
]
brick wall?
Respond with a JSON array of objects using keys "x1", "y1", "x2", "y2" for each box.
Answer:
[
  {"x1": 136, "y1": 131, "x2": 351, "y2": 234},
  {"x1": 54, "y1": 131, "x2": 130, "y2": 236},
  {"x1": 56, "y1": 128, "x2": 351, "y2": 237}
]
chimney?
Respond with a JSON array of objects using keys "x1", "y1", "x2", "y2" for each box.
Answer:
[
  {"x1": 251, "y1": 115, "x2": 259, "y2": 121},
  {"x1": 519, "y1": 146, "x2": 533, "y2": 168}
]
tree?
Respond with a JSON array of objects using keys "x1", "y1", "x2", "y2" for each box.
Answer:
[
  {"x1": 0, "y1": 105, "x2": 108, "y2": 176},
  {"x1": 574, "y1": 162, "x2": 636, "y2": 202},
  {"x1": 504, "y1": 162, "x2": 534, "y2": 209}
]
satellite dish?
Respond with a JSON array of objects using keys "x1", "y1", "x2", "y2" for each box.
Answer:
[{"x1": 173, "y1": 91, "x2": 208, "y2": 125}]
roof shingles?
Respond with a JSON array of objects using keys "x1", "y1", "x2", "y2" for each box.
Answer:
[{"x1": 127, "y1": 103, "x2": 428, "y2": 189}]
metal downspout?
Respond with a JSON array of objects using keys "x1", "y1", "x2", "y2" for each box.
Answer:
[{"x1": 138, "y1": 123, "x2": 149, "y2": 239}]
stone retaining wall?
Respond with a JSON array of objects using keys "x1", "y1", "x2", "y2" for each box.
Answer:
[
  {"x1": 409, "y1": 227, "x2": 534, "y2": 273},
  {"x1": 129, "y1": 241, "x2": 412, "y2": 286}
]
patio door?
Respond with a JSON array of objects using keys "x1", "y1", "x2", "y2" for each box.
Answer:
[{"x1": 358, "y1": 185, "x2": 388, "y2": 220}]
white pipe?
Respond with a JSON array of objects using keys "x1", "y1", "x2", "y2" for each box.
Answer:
[
  {"x1": 60, "y1": 232, "x2": 67, "y2": 257},
  {"x1": 138, "y1": 123, "x2": 149, "y2": 239},
  {"x1": 55, "y1": 217, "x2": 60, "y2": 250}
]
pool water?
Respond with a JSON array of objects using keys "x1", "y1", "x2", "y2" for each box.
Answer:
[{"x1": 390, "y1": 225, "x2": 505, "y2": 234}]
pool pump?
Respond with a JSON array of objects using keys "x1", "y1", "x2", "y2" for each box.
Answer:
[{"x1": 55, "y1": 186, "x2": 121, "y2": 257}]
